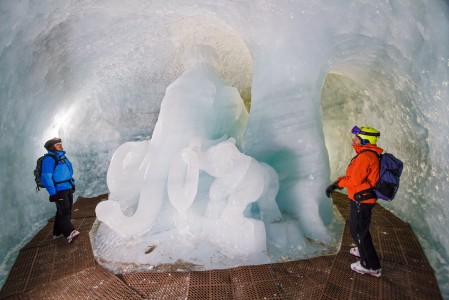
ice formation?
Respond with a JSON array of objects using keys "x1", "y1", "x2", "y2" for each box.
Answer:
[{"x1": 1, "y1": 0, "x2": 449, "y2": 296}]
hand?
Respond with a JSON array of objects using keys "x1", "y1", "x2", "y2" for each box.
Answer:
[
  {"x1": 49, "y1": 194, "x2": 60, "y2": 202},
  {"x1": 71, "y1": 185, "x2": 76, "y2": 193},
  {"x1": 325, "y1": 182, "x2": 340, "y2": 198}
]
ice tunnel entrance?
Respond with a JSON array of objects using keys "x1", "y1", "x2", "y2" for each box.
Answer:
[
  {"x1": 320, "y1": 73, "x2": 371, "y2": 179},
  {"x1": 320, "y1": 69, "x2": 403, "y2": 180}
]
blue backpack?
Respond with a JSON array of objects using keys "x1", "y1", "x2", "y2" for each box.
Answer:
[{"x1": 362, "y1": 150, "x2": 403, "y2": 201}]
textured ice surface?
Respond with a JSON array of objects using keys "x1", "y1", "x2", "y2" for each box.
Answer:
[{"x1": 1, "y1": 0, "x2": 449, "y2": 296}]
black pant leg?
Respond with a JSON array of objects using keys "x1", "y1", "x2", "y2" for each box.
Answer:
[
  {"x1": 55, "y1": 189, "x2": 75, "y2": 237},
  {"x1": 67, "y1": 189, "x2": 74, "y2": 221},
  {"x1": 349, "y1": 200, "x2": 381, "y2": 270},
  {"x1": 349, "y1": 200, "x2": 359, "y2": 243},
  {"x1": 53, "y1": 203, "x2": 62, "y2": 236},
  {"x1": 358, "y1": 203, "x2": 381, "y2": 269}
]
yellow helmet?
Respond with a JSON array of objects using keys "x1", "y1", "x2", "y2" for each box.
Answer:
[{"x1": 351, "y1": 126, "x2": 380, "y2": 145}]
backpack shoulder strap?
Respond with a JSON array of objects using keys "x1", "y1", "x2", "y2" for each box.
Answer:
[
  {"x1": 353, "y1": 149, "x2": 381, "y2": 193},
  {"x1": 43, "y1": 153, "x2": 59, "y2": 170}
]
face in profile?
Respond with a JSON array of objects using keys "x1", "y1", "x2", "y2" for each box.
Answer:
[{"x1": 54, "y1": 142, "x2": 64, "y2": 151}]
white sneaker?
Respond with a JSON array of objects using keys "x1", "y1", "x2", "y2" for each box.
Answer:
[
  {"x1": 351, "y1": 261, "x2": 381, "y2": 278},
  {"x1": 67, "y1": 230, "x2": 80, "y2": 244},
  {"x1": 350, "y1": 247, "x2": 360, "y2": 257},
  {"x1": 53, "y1": 234, "x2": 64, "y2": 240}
]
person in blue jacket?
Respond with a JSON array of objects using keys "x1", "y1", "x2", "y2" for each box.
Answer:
[{"x1": 41, "y1": 137, "x2": 80, "y2": 243}]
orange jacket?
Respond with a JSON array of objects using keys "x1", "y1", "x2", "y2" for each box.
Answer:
[{"x1": 336, "y1": 144, "x2": 383, "y2": 204}]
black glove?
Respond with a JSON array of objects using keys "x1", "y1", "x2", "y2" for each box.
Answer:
[
  {"x1": 49, "y1": 194, "x2": 60, "y2": 202},
  {"x1": 71, "y1": 185, "x2": 76, "y2": 193},
  {"x1": 325, "y1": 182, "x2": 341, "y2": 198}
]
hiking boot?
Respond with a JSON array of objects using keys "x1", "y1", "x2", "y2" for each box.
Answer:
[
  {"x1": 351, "y1": 261, "x2": 381, "y2": 278},
  {"x1": 67, "y1": 230, "x2": 80, "y2": 244},
  {"x1": 53, "y1": 234, "x2": 64, "y2": 240},
  {"x1": 350, "y1": 247, "x2": 360, "y2": 257}
]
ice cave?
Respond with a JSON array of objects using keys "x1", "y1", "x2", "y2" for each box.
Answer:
[{"x1": 0, "y1": 0, "x2": 448, "y2": 297}]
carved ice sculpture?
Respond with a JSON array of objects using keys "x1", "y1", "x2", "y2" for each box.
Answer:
[{"x1": 95, "y1": 45, "x2": 251, "y2": 236}]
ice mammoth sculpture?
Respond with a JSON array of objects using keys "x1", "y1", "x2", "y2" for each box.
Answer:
[{"x1": 95, "y1": 45, "x2": 250, "y2": 236}]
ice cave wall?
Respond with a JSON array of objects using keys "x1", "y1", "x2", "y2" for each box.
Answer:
[{"x1": 1, "y1": 0, "x2": 449, "y2": 295}]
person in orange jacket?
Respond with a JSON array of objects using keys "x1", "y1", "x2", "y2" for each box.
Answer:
[{"x1": 326, "y1": 126, "x2": 382, "y2": 277}]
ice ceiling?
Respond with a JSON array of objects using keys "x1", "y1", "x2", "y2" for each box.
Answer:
[{"x1": 0, "y1": 0, "x2": 448, "y2": 296}]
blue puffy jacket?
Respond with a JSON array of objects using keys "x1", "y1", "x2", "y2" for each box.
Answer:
[{"x1": 40, "y1": 150, "x2": 75, "y2": 196}]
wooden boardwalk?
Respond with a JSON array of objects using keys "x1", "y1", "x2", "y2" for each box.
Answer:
[{"x1": 0, "y1": 192, "x2": 443, "y2": 299}]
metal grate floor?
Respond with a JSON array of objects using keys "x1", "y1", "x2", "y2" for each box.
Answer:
[{"x1": 0, "y1": 192, "x2": 443, "y2": 299}]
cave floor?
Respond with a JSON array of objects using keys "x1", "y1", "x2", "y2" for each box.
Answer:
[{"x1": 0, "y1": 192, "x2": 443, "y2": 299}]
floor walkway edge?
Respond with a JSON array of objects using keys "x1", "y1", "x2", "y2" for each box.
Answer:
[{"x1": 0, "y1": 192, "x2": 443, "y2": 299}]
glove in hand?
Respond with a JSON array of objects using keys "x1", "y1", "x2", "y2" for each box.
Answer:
[
  {"x1": 49, "y1": 194, "x2": 59, "y2": 202},
  {"x1": 325, "y1": 182, "x2": 341, "y2": 198}
]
